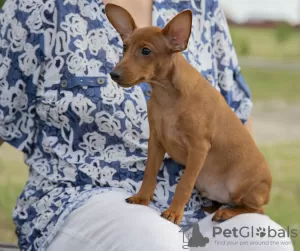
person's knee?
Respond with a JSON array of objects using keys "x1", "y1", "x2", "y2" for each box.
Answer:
[
  {"x1": 53, "y1": 191, "x2": 187, "y2": 251},
  {"x1": 77, "y1": 201, "x2": 186, "y2": 251},
  {"x1": 115, "y1": 207, "x2": 186, "y2": 251},
  {"x1": 49, "y1": 191, "x2": 187, "y2": 251}
]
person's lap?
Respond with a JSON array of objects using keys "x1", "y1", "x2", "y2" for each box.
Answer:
[{"x1": 47, "y1": 190, "x2": 294, "y2": 251}]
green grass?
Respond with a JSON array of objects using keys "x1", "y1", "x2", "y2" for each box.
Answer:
[
  {"x1": 261, "y1": 142, "x2": 300, "y2": 250},
  {"x1": 242, "y1": 68, "x2": 300, "y2": 103},
  {"x1": 230, "y1": 26, "x2": 300, "y2": 61},
  {"x1": 0, "y1": 144, "x2": 28, "y2": 243}
]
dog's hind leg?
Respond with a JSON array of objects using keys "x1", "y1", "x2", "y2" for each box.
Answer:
[
  {"x1": 212, "y1": 206, "x2": 265, "y2": 223},
  {"x1": 212, "y1": 181, "x2": 271, "y2": 222}
]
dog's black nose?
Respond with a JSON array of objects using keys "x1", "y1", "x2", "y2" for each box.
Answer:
[{"x1": 110, "y1": 70, "x2": 121, "y2": 81}]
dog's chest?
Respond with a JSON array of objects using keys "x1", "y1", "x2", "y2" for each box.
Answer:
[{"x1": 151, "y1": 108, "x2": 188, "y2": 164}]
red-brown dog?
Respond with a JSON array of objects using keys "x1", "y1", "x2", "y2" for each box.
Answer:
[{"x1": 105, "y1": 4, "x2": 272, "y2": 225}]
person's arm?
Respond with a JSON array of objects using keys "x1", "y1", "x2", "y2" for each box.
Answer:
[
  {"x1": 0, "y1": 0, "x2": 41, "y2": 152},
  {"x1": 209, "y1": 0, "x2": 253, "y2": 127}
]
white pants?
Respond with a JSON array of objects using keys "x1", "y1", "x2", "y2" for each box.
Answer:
[{"x1": 48, "y1": 190, "x2": 294, "y2": 251}]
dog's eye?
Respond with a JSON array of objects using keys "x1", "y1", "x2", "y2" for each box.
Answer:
[
  {"x1": 141, "y1": 47, "x2": 152, "y2": 56},
  {"x1": 123, "y1": 45, "x2": 127, "y2": 53}
]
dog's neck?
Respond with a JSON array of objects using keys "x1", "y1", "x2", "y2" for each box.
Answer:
[{"x1": 148, "y1": 53, "x2": 202, "y2": 107}]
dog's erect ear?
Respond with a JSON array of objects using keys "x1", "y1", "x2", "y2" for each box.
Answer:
[
  {"x1": 162, "y1": 10, "x2": 192, "y2": 52},
  {"x1": 105, "y1": 3, "x2": 137, "y2": 41}
]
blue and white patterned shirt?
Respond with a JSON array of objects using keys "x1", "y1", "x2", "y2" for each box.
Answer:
[{"x1": 0, "y1": 0, "x2": 252, "y2": 250}]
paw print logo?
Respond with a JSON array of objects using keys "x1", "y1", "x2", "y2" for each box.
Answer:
[{"x1": 256, "y1": 227, "x2": 266, "y2": 238}]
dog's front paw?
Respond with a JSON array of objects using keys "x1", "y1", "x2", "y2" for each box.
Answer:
[
  {"x1": 161, "y1": 208, "x2": 183, "y2": 225},
  {"x1": 125, "y1": 194, "x2": 153, "y2": 206}
]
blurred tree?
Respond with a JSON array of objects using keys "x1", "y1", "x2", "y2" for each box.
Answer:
[
  {"x1": 230, "y1": 28, "x2": 251, "y2": 56},
  {"x1": 274, "y1": 22, "x2": 295, "y2": 44},
  {"x1": 239, "y1": 38, "x2": 250, "y2": 56}
]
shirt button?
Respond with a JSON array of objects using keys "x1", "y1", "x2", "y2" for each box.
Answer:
[
  {"x1": 61, "y1": 80, "x2": 68, "y2": 88},
  {"x1": 146, "y1": 90, "x2": 152, "y2": 96},
  {"x1": 97, "y1": 78, "x2": 105, "y2": 85}
]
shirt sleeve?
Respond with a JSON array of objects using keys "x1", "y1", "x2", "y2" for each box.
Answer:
[
  {"x1": 210, "y1": 0, "x2": 253, "y2": 124},
  {"x1": 0, "y1": 0, "x2": 42, "y2": 153}
]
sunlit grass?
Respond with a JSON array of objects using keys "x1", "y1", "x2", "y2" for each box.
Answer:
[
  {"x1": 230, "y1": 26, "x2": 300, "y2": 62},
  {"x1": 242, "y1": 68, "x2": 300, "y2": 103},
  {"x1": 261, "y1": 142, "x2": 300, "y2": 250},
  {"x1": 0, "y1": 144, "x2": 27, "y2": 244}
]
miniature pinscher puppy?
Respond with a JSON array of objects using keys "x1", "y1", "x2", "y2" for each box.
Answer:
[{"x1": 105, "y1": 4, "x2": 272, "y2": 225}]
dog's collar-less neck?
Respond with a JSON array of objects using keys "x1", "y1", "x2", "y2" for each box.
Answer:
[
  {"x1": 148, "y1": 79, "x2": 179, "y2": 107},
  {"x1": 151, "y1": 53, "x2": 200, "y2": 90},
  {"x1": 148, "y1": 53, "x2": 200, "y2": 106}
]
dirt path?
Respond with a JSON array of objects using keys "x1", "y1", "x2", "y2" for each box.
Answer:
[
  {"x1": 240, "y1": 57, "x2": 300, "y2": 71},
  {"x1": 251, "y1": 101, "x2": 300, "y2": 145}
]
